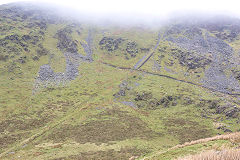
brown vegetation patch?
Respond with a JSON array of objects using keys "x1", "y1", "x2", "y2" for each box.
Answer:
[
  {"x1": 0, "y1": 115, "x2": 52, "y2": 151},
  {"x1": 163, "y1": 117, "x2": 214, "y2": 144},
  {"x1": 52, "y1": 147, "x2": 149, "y2": 160},
  {"x1": 47, "y1": 109, "x2": 159, "y2": 144},
  {"x1": 0, "y1": 101, "x2": 71, "y2": 134},
  {"x1": 0, "y1": 115, "x2": 52, "y2": 133},
  {"x1": 0, "y1": 132, "x2": 30, "y2": 151}
]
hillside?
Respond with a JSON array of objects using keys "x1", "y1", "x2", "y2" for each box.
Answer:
[{"x1": 0, "y1": 2, "x2": 240, "y2": 160}]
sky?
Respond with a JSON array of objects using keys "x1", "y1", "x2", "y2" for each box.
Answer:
[{"x1": 1, "y1": 0, "x2": 240, "y2": 17}]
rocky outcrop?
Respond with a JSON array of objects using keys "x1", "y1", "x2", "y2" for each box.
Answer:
[
  {"x1": 167, "y1": 48, "x2": 212, "y2": 70},
  {"x1": 132, "y1": 92, "x2": 195, "y2": 109},
  {"x1": 24, "y1": 21, "x2": 47, "y2": 30},
  {"x1": 0, "y1": 34, "x2": 28, "y2": 48},
  {"x1": 55, "y1": 27, "x2": 78, "y2": 53},
  {"x1": 99, "y1": 37, "x2": 124, "y2": 51},
  {"x1": 113, "y1": 81, "x2": 129, "y2": 98},
  {"x1": 99, "y1": 36, "x2": 140, "y2": 59},
  {"x1": 0, "y1": 28, "x2": 46, "y2": 62},
  {"x1": 0, "y1": 34, "x2": 27, "y2": 61},
  {"x1": 216, "y1": 105, "x2": 240, "y2": 118},
  {"x1": 126, "y1": 41, "x2": 138, "y2": 57},
  {"x1": 36, "y1": 44, "x2": 49, "y2": 56},
  {"x1": 199, "y1": 100, "x2": 240, "y2": 118},
  {"x1": 232, "y1": 70, "x2": 240, "y2": 81}
]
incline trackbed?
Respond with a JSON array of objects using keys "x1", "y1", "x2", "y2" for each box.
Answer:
[
  {"x1": 133, "y1": 32, "x2": 161, "y2": 69},
  {"x1": 101, "y1": 61, "x2": 240, "y2": 97}
]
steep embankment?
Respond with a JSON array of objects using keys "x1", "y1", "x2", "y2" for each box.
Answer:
[{"x1": 141, "y1": 132, "x2": 240, "y2": 160}]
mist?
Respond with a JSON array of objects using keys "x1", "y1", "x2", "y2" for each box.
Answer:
[{"x1": 1, "y1": 0, "x2": 240, "y2": 27}]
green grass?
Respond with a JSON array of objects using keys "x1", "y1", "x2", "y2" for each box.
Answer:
[
  {"x1": 0, "y1": 4, "x2": 240, "y2": 159},
  {"x1": 144, "y1": 139, "x2": 232, "y2": 160}
]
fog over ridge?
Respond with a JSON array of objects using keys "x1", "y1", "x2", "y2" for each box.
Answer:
[{"x1": 1, "y1": 0, "x2": 240, "y2": 26}]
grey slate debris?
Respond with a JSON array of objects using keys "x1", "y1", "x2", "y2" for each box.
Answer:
[
  {"x1": 33, "y1": 30, "x2": 94, "y2": 92},
  {"x1": 165, "y1": 27, "x2": 240, "y2": 94},
  {"x1": 121, "y1": 101, "x2": 137, "y2": 109},
  {"x1": 33, "y1": 52, "x2": 80, "y2": 91},
  {"x1": 81, "y1": 29, "x2": 93, "y2": 61}
]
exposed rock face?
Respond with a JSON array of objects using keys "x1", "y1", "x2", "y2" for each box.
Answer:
[
  {"x1": 0, "y1": 29, "x2": 45, "y2": 62},
  {"x1": 200, "y1": 100, "x2": 240, "y2": 118},
  {"x1": 217, "y1": 126, "x2": 233, "y2": 133},
  {"x1": 99, "y1": 36, "x2": 140, "y2": 60},
  {"x1": 17, "y1": 56, "x2": 27, "y2": 64},
  {"x1": 132, "y1": 92, "x2": 195, "y2": 109},
  {"x1": 216, "y1": 105, "x2": 240, "y2": 118},
  {"x1": 99, "y1": 37, "x2": 124, "y2": 51},
  {"x1": 24, "y1": 21, "x2": 47, "y2": 30},
  {"x1": 36, "y1": 44, "x2": 49, "y2": 56},
  {"x1": 55, "y1": 27, "x2": 78, "y2": 53},
  {"x1": 0, "y1": 34, "x2": 26, "y2": 58},
  {"x1": 0, "y1": 4, "x2": 52, "y2": 64},
  {"x1": 134, "y1": 92, "x2": 153, "y2": 101},
  {"x1": 126, "y1": 41, "x2": 138, "y2": 57},
  {"x1": 169, "y1": 48, "x2": 212, "y2": 70}
]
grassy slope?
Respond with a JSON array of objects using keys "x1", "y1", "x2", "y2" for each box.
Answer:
[
  {"x1": 1, "y1": 59, "x2": 239, "y2": 159},
  {"x1": 0, "y1": 3, "x2": 240, "y2": 160}
]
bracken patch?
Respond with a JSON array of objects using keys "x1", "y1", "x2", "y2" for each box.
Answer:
[
  {"x1": 52, "y1": 147, "x2": 149, "y2": 160},
  {"x1": 163, "y1": 117, "x2": 214, "y2": 144},
  {"x1": 0, "y1": 132, "x2": 30, "y2": 151},
  {"x1": 47, "y1": 109, "x2": 160, "y2": 144}
]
